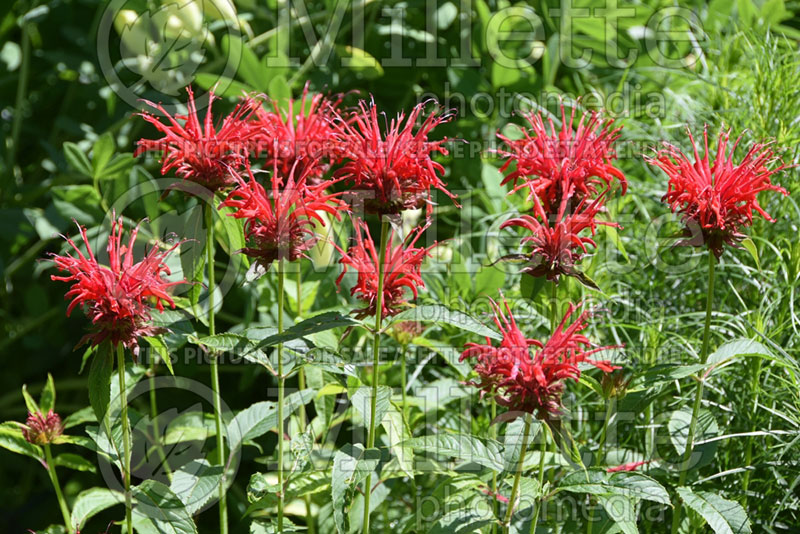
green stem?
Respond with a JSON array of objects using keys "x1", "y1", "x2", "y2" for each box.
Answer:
[
  {"x1": 295, "y1": 266, "x2": 315, "y2": 534},
  {"x1": 490, "y1": 399, "x2": 498, "y2": 534},
  {"x1": 529, "y1": 432, "x2": 547, "y2": 534},
  {"x1": 206, "y1": 203, "x2": 228, "y2": 534},
  {"x1": 588, "y1": 400, "x2": 615, "y2": 534},
  {"x1": 149, "y1": 359, "x2": 172, "y2": 481},
  {"x1": 277, "y1": 258, "x2": 286, "y2": 534},
  {"x1": 742, "y1": 356, "x2": 763, "y2": 506},
  {"x1": 7, "y1": 14, "x2": 31, "y2": 195},
  {"x1": 550, "y1": 281, "x2": 559, "y2": 331},
  {"x1": 363, "y1": 218, "x2": 389, "y2": 534},
  {"x1": 117, "y1": 344, "x2": 132, "y2": 534},
  {"x1": 503, "y1": 418, "x2": 532, "y2": 533},
  {"x1": 44, "y1": 443, "x2": 73, "y2": 533},
  {"x1": 670, "y1": 252, "x2": 716, "y2": 534}
]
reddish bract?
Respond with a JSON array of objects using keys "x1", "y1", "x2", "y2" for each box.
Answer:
[
  {"x1": 336, "y1": 219, "x2": 435, "y2": 318},
  {"x1": 136, "y1": 87, "x2": 258, "y2": 193},
  {"x1": 334, "y1": 99, "x2": 457, "y2": 216},
  {"x1": 50, "y1": 218, "x2": 183, "y2": 357},
  {"x1": 460, "y1": 299, "x2": 619, "y2": 419},
  {"x1": 220, "y1": 163, "x2": 346, "y2": 268},
  {"x1": 496, "y1": 103, "x2": 625, "y2": 214},
  {"x1": 645, "y1": 127, "x2": 788, "y2": 257},
  {"x1": 22, "y1": 410, "x2": 64, "y2": 445},
  {"x1": 607, "y1": 460, "x2": 650, "y2": 473}
]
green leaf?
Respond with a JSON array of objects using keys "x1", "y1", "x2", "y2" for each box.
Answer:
[
  {"x1": 63, "y1": 141, "x2": 92, "y2": 176},
  {"x1": 194, "y1": 73, "x2": 254, "y2": 98},
  {"x1": 740, "y1": 238, "x2": 760, "y2": 271},
  {"x1": 332, "y1": 443, "x2": 381, "y2": 534},
  {"x1": 40, "y1": 373, "x2": 56, "y2": 414},
  {"x1": 503, "y1": 417, "x2": 541, "y2": 472},
  {"x1": 54, "y1": 453, "x2": 97, "y2": 472},
  {"x1": 669, "y1": 407, "x2": 718, "y2": 466},
  {"x1": 222, "y1": 34, "x2": 269, "y2": 90},
  {"x1": 91, "y1": 133, "x2": 115, "y2": 178},
  {"x1": 98, "y1": 153, "x2": 135, "y2": 178},
  {"x1": 22, "y1": 384, "x2": 40, "y2": 414},
  {"x1": 405, "y1": 433, "x2": 505, "y2": 471},
  {"x1": 145, "y1": 336, "x2": 174, "y2": 376},
  {"x1": 706, "y1": 338, "x2": 774, "y2": 367},
  {"x1": 676, "y1": 487, "x2": 751, "y2": 534},
  {"x1": 170, "y1": 459, "x2": 223, "y2": 515},
  {"x1": 390, "y1": 305, "x2": 502, "y2": 340},
  {"x1": 380, "y1": 406, "x2": 413, "y2": 479},
  {"x1": 87, "y1": 344, "x2": 114, "y2": 430},
  {"x1": 559, "y1": 469, "x2": 670, "y2": 505},
  {"x1": 253, "y1": 312, "x2": 360, "y2": 350},
  {"x1": 132, "y1": 480, "x2": 198, "y2": 534},
  {"x1": 335, "y1": 45, "x2": 384, "y2": 79},
  {"x1": 70, "y1": 487, "x2": 124, "y2": 531},
  {"x1": 268, "y1": 75, "x2": 291, "y2": 110},
  {"x1": 597, "y1": 494, "x2": 638, "y2": 534},
  {"x1": 350, "y1": 385, "x2": 392, "y2": 430},
  {"x1": 0, "y1": 421, "x2": 42, "y2": 461},
  {"x1": 228, "y1": 389, "x2": 315, "y2": 451}
]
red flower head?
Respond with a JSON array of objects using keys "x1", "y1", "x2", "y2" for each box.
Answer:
[
  {"x1": 460, "y1": 299, "x2": 619, "y2": 419},
  {"x1": 645, "y1": 127, "x2": 788, "y2": 257},
  {"x1": 499, "y1": 192, "x2": 618, "y2": 287},
  {"x1": 220, "y1": 162, "x2": 347, "y2": 270},
  {"x1": 335, "y1": 219, "x2": 436, "y2": 318},
  {"x1": 50, "y1": 218, "x2": 183, "y2": 357},
  {"x1": 249, "y1": 82, "x2": 343, "y2": 180},
  {"x1": 334, "y1": 99, "x2": 458, "y2": 216},
  {"x1": 21, "y1": 410, "x2": 64, "y2": 445},
  {"x1": 135, "y1": 87, "x2": 258, "y2": 194},
  {"x1": 496, "y1": 103, "x2": 625, "y2": 215}
]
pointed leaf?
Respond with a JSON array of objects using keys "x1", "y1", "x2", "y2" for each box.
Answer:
[
  {"x1": 676, "y1": 487, "x2": 751, "y2": 534},
  {"x1": 70, "y1": 488, "x2": 124, "y2": 530}
]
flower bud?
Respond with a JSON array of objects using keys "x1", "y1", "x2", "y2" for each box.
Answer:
[{"x1": 21, "y1": 410, "x2": 64, "y2": 446}]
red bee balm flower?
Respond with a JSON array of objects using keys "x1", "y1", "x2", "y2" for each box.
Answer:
[
  {"x1": 645, "y1": 127, "x2": 788, "y2": 257},
  {"x1": 334, "y1": 99, "x2": 458, "y2": 216},
  {"x1": 249, "y1": 83, "x2": 343, "y2": 180},
  {"x1": 51, "y1": 218, "x2": 183, "y2": 356},
  {"x1": 336, "y1": 219, "x2": 436, "y2": 318},
  {"x1": 496, "y1": 104, "x2": 625, "y2": 214},
  {"x1": 21, "y1": 410, "x2": 64, "y2": 445},
  {"x1": 460, "y1": 299, "x2": 619, "y2": 419},
  {"x1": 135, "y1": 87, "x2": 258, "y2": 193},
  {"x1": 499, "y1": 192, "x2": 618, "y2": 287},
  {"x1": 220, "y1": 163, "x2": 346, "y2": 269}
]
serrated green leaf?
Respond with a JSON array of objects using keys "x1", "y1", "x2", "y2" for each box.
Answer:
[
  {"x1": 54, "y1": 452, "x2": 96, "y2": 472},
  {"x1": 559, "y1": 469, "x2": 670, "y2": 505},
  {"x1": 0, "y1": 421, "x2": 42, "y2": 461},
  {"x1": 390, "y1": 305, "x2": 502, "y2": 340},
  {"x1": 706, "y1": 338, "x2": 774, "y2": 366},
  {"x1": 380, "y1": 406, "x2": 413, "y2": 479},
  {"x1": 170, "y1": 459, "x2": 223, "y2": 515},
  {"x1": 253, "y1": 312, "x2": 360, "y2": 350},
  {"x1": 92, "y1": 133, "x2": 115, "y2": 178},
  {"x1": 405, "y1": 433, "x2": 505, "y2": 471},
  {"x1": 70, "y1": 487, "x2": 124, "y2": 531},
  {"x1": 332, "y1": 443, "x2": 381, "y2": 534},
  {"x1": 677, "y1": 487, "x2": 751, "y2": 534},
  {"x1": 132, "y1": 480, "x2": 198, "y2": 534},
  {"x1": 350, "y1": 385, "x2": 392, "y2": 431},
  {"x1": 228, "y1": 389, "x2": 315, "y2": 451}
]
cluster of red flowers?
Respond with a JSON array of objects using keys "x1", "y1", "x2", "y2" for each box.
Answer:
[
  {"x1": 495, "y1": 103, "x2": 626, "y2": 286},
  {"x1": 50, "y1": 84, "x2": 789, "y2": 428},
  {"x1": 460, "y1": 298, "x2": 618, "y2": 418},
  {"x1": 50, "y1": 217, "x2": 182, "y2": 357},
  {"x1": 645, "y1": 127, "x2": 788, "y2": 257}
]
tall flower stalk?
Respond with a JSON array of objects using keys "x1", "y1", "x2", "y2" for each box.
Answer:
[
  {"x1": 43, "y1": 442, "x2": 73, "y2": 533},
  {"x1": 362, "y1": 218, "x2": 389, "y2": 533},
  {"x1": 206, "y1": 202, "x2": 229, "y2": 534},
  {"x1": 276, "y1": 258, "x2": 287, "y2": 532},
  {"x1": 645, "y1": 127, "x2": 788, "y2": 532},
  {"x1": 117, "y1": 343, "x2": 133, "y2": 534},
  {"x1": 50, "y1": 217, "x2": 184, "y2": 534}
]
